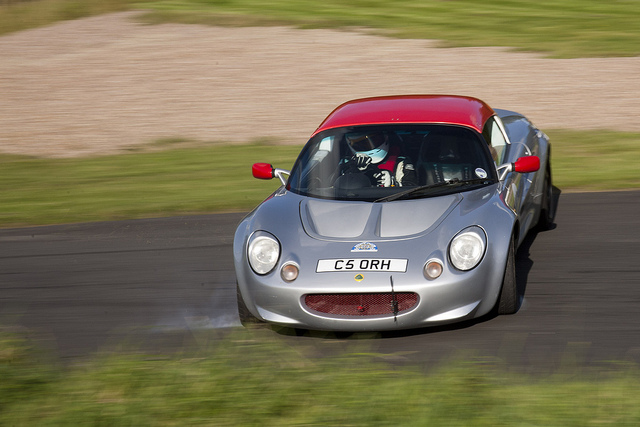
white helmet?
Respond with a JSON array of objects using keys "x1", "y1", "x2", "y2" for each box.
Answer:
[{"x1": 346, "y1": 131, "x2": 389, "y2": 164}]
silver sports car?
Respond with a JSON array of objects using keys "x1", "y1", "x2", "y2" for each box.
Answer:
[{"x1": 234, "y1": 95, "x2": 554, "y2": 331}]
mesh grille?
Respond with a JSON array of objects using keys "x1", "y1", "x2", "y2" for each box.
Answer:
[{"x1": 304, "y1": 293, "x2": 418, "y2": 316}]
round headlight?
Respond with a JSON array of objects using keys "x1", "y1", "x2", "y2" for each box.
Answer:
[
  {"x1": 449, "y1": 227, "x2": 486, "y2": 271},
  {"x1": 248, "y1": 232, "x2": 280, "y2": 275}
]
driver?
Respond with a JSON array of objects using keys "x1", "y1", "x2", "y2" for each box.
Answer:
[{"x1": 341, "y1": 131, "x2": 417, "y2": 187}]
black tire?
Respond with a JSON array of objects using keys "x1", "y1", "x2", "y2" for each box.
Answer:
[
  {"x1": 497, "y1": 234, "x2": 520, "y2": 315},
  {"x1": 537, "y1": 156, "x2": 556, "y2": 230},
  {"x1": 236, "y1": 282, "x2": 263, "y2": 327}
]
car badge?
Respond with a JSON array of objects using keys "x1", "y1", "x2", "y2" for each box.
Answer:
[
  {"x1": 354, "y1": 274, "x2": 364, "y2": 282},
  {"x1": 351, "y1": 242, "x2": 378, "y2": 253}
]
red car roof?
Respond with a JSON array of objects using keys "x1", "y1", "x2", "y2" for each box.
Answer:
[{"x1": 312, "y1": 95, "x2": 495, "y2": 136}]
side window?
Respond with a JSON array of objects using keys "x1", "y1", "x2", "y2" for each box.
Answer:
[{"x1": 482, "y1": 117, "x2": 508, "y2": 165}]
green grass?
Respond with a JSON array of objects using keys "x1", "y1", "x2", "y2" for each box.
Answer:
[
  {"x1": 2, "y1": 0, "x2": 640, "y2": 57},
  {"x1": 548, "y1": 130, "x2": 640, "y2": 191},
  {"x1": 0, "y1": 0, "x2": 133, "y2": 35},
  {"x1": 0, "y1": 142, "x2": 301, "y2": 227},
  {"x1": 2, "y1": 328, "x2": 640, "y2": 425},
  {"x1": 2, "y1": 131, "x2": 640, "y2": 228},
  {"x1": 132, "y1": 0, "x2": 640, "y2": 58}
]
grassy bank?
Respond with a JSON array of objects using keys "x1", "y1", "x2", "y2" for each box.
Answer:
[
  {"x1": 2, "y1": 130, "x2": 640, "y2": 228},
  {"x1": 133, "y1": 0, "x2": 640, "y2": 58},
  {"x1": 0, "y1": 141, "x2": 301, "y2": 227},
  {"x1": 0, "y1": 0, "x2": 132, "y2": 35},
  {"x1": 550, "y1": 130, "x2": 640, "y2": 191},
  {"x1": 2, "y1": 0, "x2": 639, "y2": 58},
  {"x1": 2, "y1": 329, "x2": 640, "y2": 425}
]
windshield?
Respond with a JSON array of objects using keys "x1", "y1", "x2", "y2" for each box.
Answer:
[{"x1": 287, "y1": 124, "x2": 497, "y2": 202}]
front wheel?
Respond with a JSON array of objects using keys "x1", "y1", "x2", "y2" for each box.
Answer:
[
  {"x1": 537, "y1": 156, "x2": 556, "y2": 229},
  {"x1": 236, "y1": 282, "x2": 264, "y2": 327},
  {"x1": 497, "y1": 234, "x2": 520, "y2": 315}
]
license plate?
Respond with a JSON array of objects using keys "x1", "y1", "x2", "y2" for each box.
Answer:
[{"x1": 316, "y1": 258, "x2": 408, "y2": 273}]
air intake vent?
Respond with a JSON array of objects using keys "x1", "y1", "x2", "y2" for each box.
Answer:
[{"x1": 304, "y1": 293, "x2": 418, "y2": 316}]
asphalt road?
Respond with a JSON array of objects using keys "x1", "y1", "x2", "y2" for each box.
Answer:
[{"x1": 2, "y1": 191, "x2": 640, "y2": 373}]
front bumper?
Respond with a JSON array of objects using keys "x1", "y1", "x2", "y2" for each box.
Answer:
[{"x1": 237, "y1": 257, "x2": 505, "y2": 331}]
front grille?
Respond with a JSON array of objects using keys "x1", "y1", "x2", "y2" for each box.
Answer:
[{"x1": 304, "y1": 293, "x2": 419, "y2": 316}]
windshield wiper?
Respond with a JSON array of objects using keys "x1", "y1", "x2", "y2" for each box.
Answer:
[{"x1": 373, "y1": 178, "x2": 492, "y2": 203}]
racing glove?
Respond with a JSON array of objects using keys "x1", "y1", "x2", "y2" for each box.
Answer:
[
  {"x1": 352, "y1": 153, "x2": 372, "y2": 171},
  {"x1": 373, "y1": 170, "x2": 393, "y2": 187}
]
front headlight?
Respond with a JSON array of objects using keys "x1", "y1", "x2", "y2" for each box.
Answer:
[
  {"x1": 248, "y1": 232, "x2": 280, "y2": 275},
  {"x1": 449, "y1": 226, "x2": 486, "y2": 271}
]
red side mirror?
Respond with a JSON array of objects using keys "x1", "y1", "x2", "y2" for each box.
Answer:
[
  {"x1": 513, "y1": 156, "x2": 540, "y2": 174},
  {"x1": 252, "y1": 163, "x2": 274, "y2": 180}
]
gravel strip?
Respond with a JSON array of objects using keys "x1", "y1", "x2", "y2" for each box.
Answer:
[{"x1": 1, "y1": 11, "x2": 639, "y2": 158}]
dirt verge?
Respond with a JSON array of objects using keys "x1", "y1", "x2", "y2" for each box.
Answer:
[{"x1": 1, "y1": 11, "x2": 639, "y2": 158}]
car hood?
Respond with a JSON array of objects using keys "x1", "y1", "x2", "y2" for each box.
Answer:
[{"x1": 300, "y1": 194, "x2": 462, "y2": 240}]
